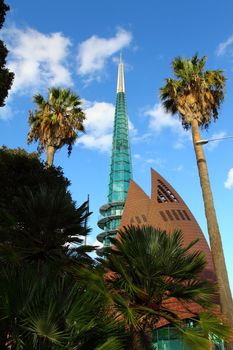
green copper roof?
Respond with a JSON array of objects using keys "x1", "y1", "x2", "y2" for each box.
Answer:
[{"x1": 97, "y1": 55, "x2": 132, "y2": 248}]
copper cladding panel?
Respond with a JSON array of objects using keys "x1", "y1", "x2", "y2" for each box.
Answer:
[{"x1": 120, "y1": 169, "x2": 215, "y2": 281}]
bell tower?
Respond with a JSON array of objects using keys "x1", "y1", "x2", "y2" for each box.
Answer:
[{"x1": 97, "y1": 54, "x2": 132, "y2": 247}]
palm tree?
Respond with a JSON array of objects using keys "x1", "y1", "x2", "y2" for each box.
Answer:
[
  {"x1": 0, "y1": 185, "x2": 126, "y2": 349},
  {"x1": 0, "y1": 185, "x2": 92, "y2": 269},
  {"x1": 28, "y1": 87, "x2": 85, "y2": 166},
  {"x1": 0, "y1": 265, "x2": 127, "y2": 350},
  {"x1": 160, "y1": 55, "x2": 233, "y2": 335},
  {"x1": 96, "y1": 226, "x2": 230, "y2": 350}
]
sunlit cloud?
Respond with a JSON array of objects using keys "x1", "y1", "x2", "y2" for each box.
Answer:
[
  {"x1": 78, "y1": 101, "x2": 137, "y2": 153},
  {"x1": 224, "y1": 168, "x2": 233, "y2": 189},
  {"x1": 144, "y1": 103, "x2": 191, "y2": 148},
  {"x1": 216, "y1": 35, "x2": 233, "y2": 56},
  {"x1": 2, "y1": 25, "x2": 73, "y2": 94},
  {"x1": 77, "y1": 28, "x2": 132, "y2": 81},
  {"x1": 206, "y1": 131, "x2": 226, "y2": 151}
]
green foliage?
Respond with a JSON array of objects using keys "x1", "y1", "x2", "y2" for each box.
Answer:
[
  {"x1": 0, "y1": 148, "x2": 230, "y2": 349},
  {"x1": 180, "y1": 312, "x2": 231, "y2": 350},
  {"x1": 0, "y1": 146, "x2": 70, "y2": 214},
  {"x1": 97, "y1": 225, "x2": 231, "y2": 349},
  {"x1": 160, "y1": 54, "x2": 225, "y2": 129},
  {"x1": 0, "y1": 0, "x2": 14, "y2": 107},
  {"x1": 28, "y1": 87, "x2": 86, "y2": 158},
  {"x1": 95, "y1": 337, "x2": 125, "y2": 350},
  {"x1": 101, "y1": 226, "x2": 215, "y2": 318},
  {"x1": 0, "y1": 265, "x2": 127, "y2": 350},
  {"x1": 0, "y1": 185, "x2": 91, "y2": 268},
  {"x1": 0, "y1": 147, "x2": 126, "y2": 349},
  {"x1": 0, "y1": 146, "x2": 93, "y2": 280},
  {"x1": 0, "y1": 0, "x2": 9, "y2": 28}
]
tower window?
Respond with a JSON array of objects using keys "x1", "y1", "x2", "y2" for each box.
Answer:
[
  {"x1": 157, "y1": 180, "x2": 178, "y2": 203},
  {"x1": 177, "y1": 210, "x2": 186, "y2": 220},
  {"x1": 165, "y1": 210, "x2": 174, "y2": 221},
  {"x1": 142, "y1": 214, "x2": 147, "y2": 222},
  {"x1": 159, "y1": 211, "x2": 168, "y2": 222},
  {"x1": 171, "y1": 210, "x2": 180, "y2": 220},
  {"x1": 157, "y1": 190, "x2": 168, "y2": 203},
  {"x1": 182, "y1": 210, "x2": 191, "y2": 221}
]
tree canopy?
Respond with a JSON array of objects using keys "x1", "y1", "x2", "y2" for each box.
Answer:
[
  {"x1": 0, "y1": 146, "x2": 70, "y2": 214},
  {"x1": 28, "y1": 87, "x2": 86, "y2": 166},
  {"x1": 0, "y1": 0, "x2": 14, "y2": 107},
  {"x1": 160, "y1": 54, "x2": 225, "y2": 129},
  {"x1": 84, "y1": 225, "x2": 232, "y2": 350}
]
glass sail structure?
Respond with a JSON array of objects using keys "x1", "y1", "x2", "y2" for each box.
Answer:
[{"x1": 97, "y1": 55, "x2": 132, "y2": 248}]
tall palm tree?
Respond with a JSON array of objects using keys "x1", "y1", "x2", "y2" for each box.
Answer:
[
  {"x1": 96, "y1": 226, "x2": 230, "y2": 350},
  {"x1": 160, "y1": 55, "x2": 233, "y2": 335},
  {"x1": 28, "y1": 87, "x2": 85, "y2": 166}
]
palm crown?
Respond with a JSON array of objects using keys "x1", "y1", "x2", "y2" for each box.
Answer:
[
  {"x1": 0, "y1": 185, "x2": 91, "y2": 267},
  {"x1": 160, "y1": 55, "x2": 225, "y2": 129},
  {"x1": 28, "y1": 87, "x2": 85, "y2": 165},
  {"x1": 94, "y1": 226, "x2": 231, "y2": 349},
  {"x1": 101, "y1": 226, "x2": 215, "y2": 329}
]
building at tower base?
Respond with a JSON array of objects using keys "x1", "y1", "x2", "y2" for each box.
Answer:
[
  {"x1": 120, "y1": 168, "x2": 215, "y2": 282},
  {"x1": 118, "y1": 168, "x2": 223, "y2": 348},
  {"x1": 120, "y1": 168, "x2": 217, "y2": 312}
]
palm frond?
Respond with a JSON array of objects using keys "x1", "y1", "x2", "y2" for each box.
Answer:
[
  {"x1": 28, "y1": 87, "x2": 86, "y2": 161},
  {"x1": 160, "y1": 54, "x2": 226, "y2": 129},
  {"x1": 95, "y1": 336, "x2": 125, "y2": 350}
]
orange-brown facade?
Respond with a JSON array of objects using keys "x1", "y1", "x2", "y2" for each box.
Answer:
[{"x1": 119, "y1": 168, "x2": 217, "y2": 325}]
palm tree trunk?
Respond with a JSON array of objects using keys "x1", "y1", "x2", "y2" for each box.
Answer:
[
  {"x1": 46, "y1": 145, "x2": 55, "y2": 167},
  {"x1": 191, "y1": 118, "x2": 233, "y2": 349},
  {"x1": 127, "y1": 329, "x2": 152, "y2": 350}
]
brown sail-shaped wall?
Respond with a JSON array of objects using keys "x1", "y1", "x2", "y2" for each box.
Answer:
[{"x1": 120, "y1": 168, "x2": 217, "y2": 326}]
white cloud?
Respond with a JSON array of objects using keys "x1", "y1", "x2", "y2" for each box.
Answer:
[
  {"x1": 146, "y1": 158, "x2": 155, "y2": 164},
  {"x1": 145, "y1": 103, "x2": 181, "y2": 132},
  {"x1": 144, "y1": 103, "x2": 191, "y2": 148},
  {"x1": 217, "y1": 35, "x2": 233, "y2": 56},
  {"x1": 174, "y1": 164, "x2": 183, "y2": 171},
  {"x1": 132, "y1": 132, "x2": 152, "y2": 143},
  {"x1": 224, "y1": 168, "x2": 233, "y2": 189},
  {"x1": 78, "y1": 100, "x2": 137, "y2": 153},
  {"x1": 77, "y1": 28, "x2": 132, "y2": 79},
  {"x1": 128, "y1": 119, "x2": 138, "y2": 137},
  {"x1": 0, "y1": 104, "x2": 13, "y2": 120},
  {"x1": 206, "y1": 131, "x2": 226, "y2": 151},
  {"x1": 133, "y1": 154, "x2": 141, "y2": 159},
  {"x1": 78, "y1": 101, "x2": 114, "y2": 152},
  {"x1": 177, "y1": 164, "x2": 183, "y2": 171},
  {"x1": 146, "y1": 157, "x2": 165, "y2": 168},
  {"x1": 3, "y1": 26, "x2": 73, "y2": 94}
]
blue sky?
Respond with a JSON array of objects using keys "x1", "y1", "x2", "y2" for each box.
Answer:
[{"x1": 0, "y1": 0, "x2": 233, "y2": 291}]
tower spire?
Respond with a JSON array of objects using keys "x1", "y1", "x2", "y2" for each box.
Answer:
[
  {"x1": 97, "y1": 54, "x2": 132, "y2": 250},
  {"x1": 117, "y1": 52, "x2": 125, "y2": 93}
]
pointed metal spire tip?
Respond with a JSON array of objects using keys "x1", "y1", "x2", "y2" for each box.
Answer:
[
  {"x1": 120, "y1": 50, "x2": 122, "y2": 63},
  {"x1": 117, "y1": 51, "x2": 125, "y2": 93}
]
